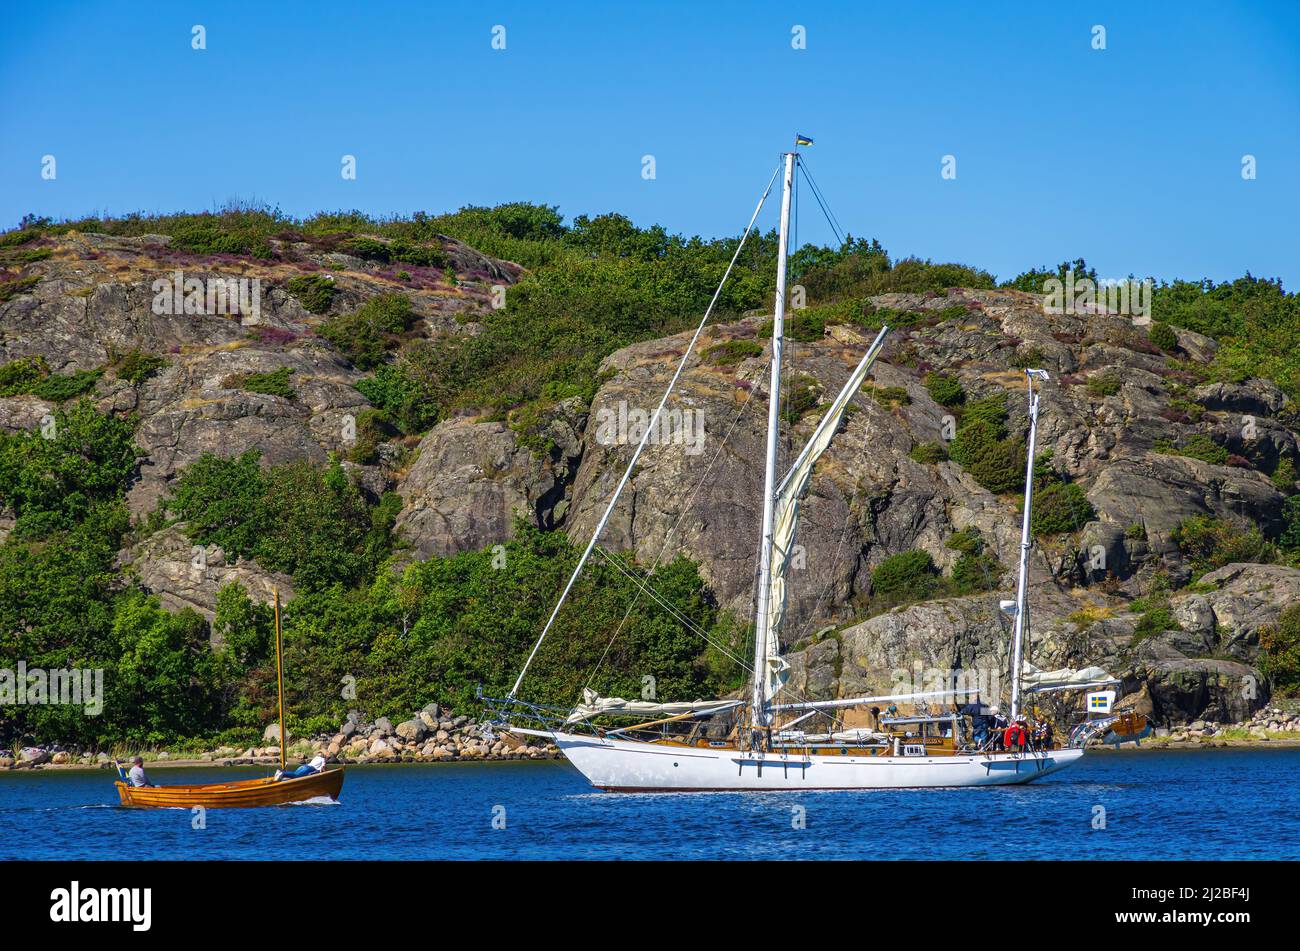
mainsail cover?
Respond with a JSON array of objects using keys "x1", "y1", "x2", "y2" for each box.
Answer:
[
  {"x1": 1021, "y1": 662, "x2": 1117, "y2": 692},
  {"x1": 760, "y1": 327, "x2": 889, "y2": 706},
  {"x1": 566, "y1": 688, "x2": 741, "y2": 724}
]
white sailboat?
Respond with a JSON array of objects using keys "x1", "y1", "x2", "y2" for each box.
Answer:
[{"x1": 488, "y1": 143, "x2": 1142, "y2": 791}]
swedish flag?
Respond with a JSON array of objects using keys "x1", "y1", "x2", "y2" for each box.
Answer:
[{"x1": 795, "y1": 134, "x2": 814, "y2": 147}]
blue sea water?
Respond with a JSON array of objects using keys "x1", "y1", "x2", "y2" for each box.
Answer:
[{"x1": 1, "y1": 748, "x2": 1297, "y2": 860}]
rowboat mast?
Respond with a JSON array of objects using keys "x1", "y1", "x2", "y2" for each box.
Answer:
[
  {"x1": 274, "y1": 588, "x2": 287, "y2": 773},
  {"x1": 114, "y1": 589, "x2": 346, "y2": 808}
]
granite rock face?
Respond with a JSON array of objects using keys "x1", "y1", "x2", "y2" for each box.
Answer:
[
  {"x1": 5, "y1": 236, "x2": 1298, "y2": 724},
  {"x1": 1, "y1": 230, "x2": 518, "y2": 615},
  {"x1": 395, "y1": 398, "x2": 587, "y2": 558},
  {"x1": 558, "y1": 289, "x2": 1297, "y2": 724},
  {"x1": 116, "y1": 525, "x2": 293, "y2": 629}
]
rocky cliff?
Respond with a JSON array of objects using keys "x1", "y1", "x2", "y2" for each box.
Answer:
[{"x1": 3, "y1": 231, "x2": 1297, "y2": 727}]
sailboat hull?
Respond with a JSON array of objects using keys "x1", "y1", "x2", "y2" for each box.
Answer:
[{"x1": 525, "y1": 729, "x2": 1083, "y2": 791}]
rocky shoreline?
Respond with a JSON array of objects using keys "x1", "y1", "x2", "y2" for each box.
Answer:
[
  {"x1": 1, "y1": 704, "x2": 561, "y2": 770},
  {"x1": 8, "y1": 704, "x2": 1300, "y2": 770}
]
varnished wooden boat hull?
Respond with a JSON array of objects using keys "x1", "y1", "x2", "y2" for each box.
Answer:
[{"x1": 115, "y1": 767, "x2": 344, "y2": 808}]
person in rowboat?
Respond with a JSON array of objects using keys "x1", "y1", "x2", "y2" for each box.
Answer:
[
  {"x1": 274, "y1": 752, "x2": 326, "y2": 781},
  {"x1": 128, "y1": 756, "x2": 155, "y2": 788}
]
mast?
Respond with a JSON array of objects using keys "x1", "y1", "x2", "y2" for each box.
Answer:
[
  {"x1": 751, "y1": 150, "x2": 797, "y2": 729},
  {"x1": 1008, "y1": 369, "x2": 1048, "y2": 721},
  {"x1": 274, "y1": 588, "x2": 286, "y2": 771},
  {"x1": 504, "y1": 164, "x2": 781, "y2": 704}
]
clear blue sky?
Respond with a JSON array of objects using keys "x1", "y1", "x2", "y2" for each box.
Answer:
[{"x1": 3, "y1": 1, "x2": 1297, "y2": 285}]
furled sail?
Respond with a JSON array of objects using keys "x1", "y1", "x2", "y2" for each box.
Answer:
[
  {"x1": 565, "y1": 688, "x2": 742, "y2": 724},
  {"x1": 1021, "y1": 662, "x2": 1117, "y2": 693},
  {"x1": 760, "y1": 327, "x2": 890, "y2": 705}
]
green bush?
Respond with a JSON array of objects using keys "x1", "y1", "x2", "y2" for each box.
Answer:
[
  {"x1": 924, "y1": 372, "x2": 965, "y2": 407},
  {"x1": 703, "y1": 339, "x2": 763, "y2": 366},
  {"x1": 341, "y1": 236, "x2": 449, "y2": 269},
  {"x1": 909, "y1": 442, "x2": 948, "y2": 464},
  {"x1": 868, "y1": 385, "x2": 910, "y2": 407},
  {"x1": 0, "y1": 275, "x2": 43, "y2": 302},
  {"x1": 0, "y1": 228, "x2": 39, "y2": 248},
  {"x1": 948, "y1": 395, "x2": 1026, "y2": 494},
  {"x1": 1271, "y1": 457, "x2": 1295, "y2": 491},
  {"x1": 0, "y1": 356, "x2": 50, "y2": 396},
  {"x1": 945, "y1": 527, "x2": 984, "y2": 556},
  {"x1": 346, "y1": 408, "x2": 396, "y2": 464},
  {"x1": 1132, "y1": 604, "x2": 1181, "y2": 645},
  {"x1": 951, "y1": 551, "x2": 1001, "y2": 593},
  {"x1": 1172, "y1": 515, "x2": 1276, "y2": 576},
  {"x1": 759, "y1": 311, "x2": 826, "y2": 342},
  {"x1": 0, "y1": 400, "x2": 138, "y2": 537},
  {"x1": 1086, "y1": 372, "x2": 1121, "y2": 397},
  {"x1": 1278, "y1": 495, "x2": 1300, "y2": 553},
  {"x1": 1030, "y1": 478, "x2": 1095, "y2": 536},
  {"x1": 1259, "y1": 605, "x2": 1300, "y2": 697},
  {"x1": 168, "y1": 450, "x2": 265, "y2": 557},
  {"x1": 1149, "y1": 321, "x2": 1178, "y2": 352},
  {"x1": 168, "y1": 452, "x2": 394, "y2": 594},
  {"x1": 0, "y1": 247, "x2": 52, "y2": 265},
  {"x1": 112, "y1": 349, "x2": 167, "y2": 385},
  {"x1": 1153, "y1": 434, "x2": 1229, "y2": 465},
  {"x1": 285, "y1": 275, "x2": 337, "y2": 314},
  {"x1": 229, "y1": 366, "x2": 295, "y2": 400},
  {"x1": 321, "y1": 293, "x2": 417, "y2": 369},
  {"x1": 355, "y1": 358, "x2": 442, "y2": 435},
  {"x1": 871, "y1": 549, "x2": 937, "y2": 597},
  {"x1": 30, "y1": 369, "x2": 101, "y2": 401},
  {"x1": 944, "y1": 529, "x2": 1000, "y2": 593},
  {"x1": 782, "y1": 374, "x2": 822, "y2": 424},
  {"x1": 169, "y1": 215, "x2": 274, "y2": 258},
  {"x1": 0, "y1": 356, "x2": 99, "y2": 401}
]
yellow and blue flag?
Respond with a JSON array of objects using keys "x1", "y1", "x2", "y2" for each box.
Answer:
[
  {"x1": 1086, "y1": 690, "x2": 1115, "y2": 713},
  {"x1": 795, "y1": 133, "x2": 814, "y2": 146}
]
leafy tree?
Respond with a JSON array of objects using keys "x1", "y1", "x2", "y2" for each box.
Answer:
[
  {"x1": 109, "y1": 591, "x2": 225, "y2": 744},
  {"x1": 213, "y1": 582, "x2": 274, "y2": 669},
  {"x1": 168, "y1": 450, "x2": 269, "y2": 561},
  {"x1": 0, "y1": 400, "x2": 138, "y2": 537},
  {"x1": 1259, "y1": 605, "x2": 1300, "y2": 697}
]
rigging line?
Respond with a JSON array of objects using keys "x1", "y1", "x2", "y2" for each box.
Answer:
[
  {"x1": 797, "y1": 153, "x2": 845, "y2": 243},
  {"x1": 796, "y1": 155, "x2": 846, "y2": 248},
  {"x1": 582, "y1": 368, "x2": 763, "y2": 691},
  {"x1": 508, "y1": 162, "x2": 782, "y2": 701},
  {"x1": 592, "y1": 546, "x2": 755, "y2": 673}
]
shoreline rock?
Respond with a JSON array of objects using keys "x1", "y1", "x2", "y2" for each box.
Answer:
[{"x1": 2, "y1": 704, "x2": 561, "y2": 770}]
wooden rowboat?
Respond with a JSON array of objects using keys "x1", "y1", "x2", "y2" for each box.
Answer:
[
  {"x1": 115, "y1": 767, "x2": 344, "y2": 809},
  {"x1": 112, "y1": 590, "x2": 346, "y2": 809}
]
